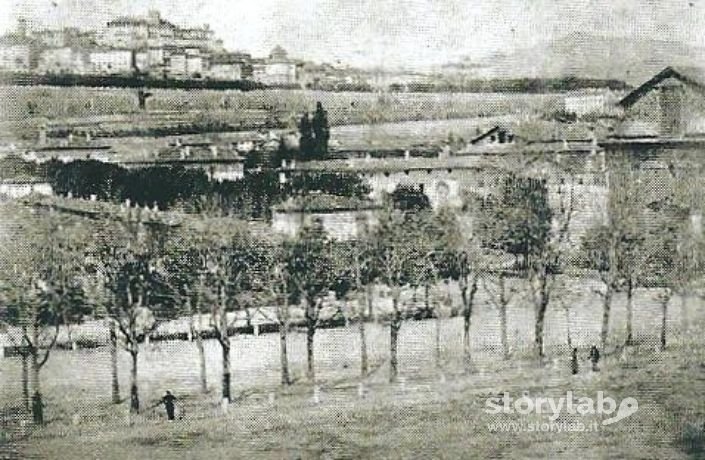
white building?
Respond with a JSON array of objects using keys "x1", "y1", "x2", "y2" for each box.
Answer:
[
  {"x1": 89, "y1": 49, "x2": 133, "y2": 74},
  {"x1": 101, "y1": 10, "x2": 217, "y2": 52},
  {"x1": 38, "y1": 47, "x2": 89, "y2": 74},
  {"x1": 0, "y1": 43, "x2": 31, "y2": 72},
  {"x1": 0, "y1": 180, "x2": 53, "y2": 199},
  {"x1": 564, "y1": 92, "x2": 618, "y2": 117},
  {"x1": 208, "y1": 53, "x2": 243, "y2": 81},
  {"x1": 252, "y1": 46, "x2": 298, "y2": 86},
  {"x1": 209, "y1": 62, "x2": 242, "y2": 81},
  {"x1": 185, "y1": 53, "x2": 204, "y2": 77},
  {"x1": 166, "y1": 52, "x2": 187, "y2": 77}
]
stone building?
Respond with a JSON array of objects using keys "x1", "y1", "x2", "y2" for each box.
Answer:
[
  {"x1": 0, "y1": 38, "x2": 31, "y2": 72},
  {"x1": 602, "y1": 66, "x2": 705, "y2": 234},
  {"x1": 283, "y1": 141, "x2": 609, "y2": 246},
  {"x1": 271, "y1": 194, "x2": 381, "y2": 241}
]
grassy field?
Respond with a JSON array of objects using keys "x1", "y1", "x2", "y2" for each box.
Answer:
[
  {"x1": 4, "y1": 322, "x2": 705, "y2": 458},
  {"x1": 2, "y1": 276, "x2": 704, "y2": 458},
  {"x1": 0, "y1": 87, "x2": 562, "y2": 122},
  {"x1": 0, "y1": 86, "x2": 563, "y2": 142}
]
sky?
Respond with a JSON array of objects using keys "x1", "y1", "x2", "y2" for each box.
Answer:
[{"x1": 1, "y1": 0, "x2": 704, "y2": 71}]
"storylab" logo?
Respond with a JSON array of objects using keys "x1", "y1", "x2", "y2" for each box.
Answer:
[{"x1": 485, "y1": 391, "x2": 638, "y2": 426}]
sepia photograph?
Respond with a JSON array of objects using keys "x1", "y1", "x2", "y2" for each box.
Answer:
[{"x1": 1, "y1": 0, "x2": 705, "y2": 458}]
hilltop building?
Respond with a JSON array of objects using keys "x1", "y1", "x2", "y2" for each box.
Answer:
[
  {"x1": 101, "y1": 10, "x2": 218, "y2": 52},
  {"x1": 0, "y1": 35, "x2": 32, "y2": 72},
  {"x1": 37, "y1": 47, "x2": 89, "y2": 74},
  {"x1": 252, "y1": 46, "x2": 298, "y2": 86},
  {"x1": 208, "y1": 53, "x2": 246, "y2": 81},
  {"x1": 88, "y1": 48, "x2": 134, "y2": 74}
]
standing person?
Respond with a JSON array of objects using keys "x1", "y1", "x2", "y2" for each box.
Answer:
[
  {"x1": 589, "y1": 345, "x2": 600, "y2": 372},
  {"x1": 161, "y1": 390, "x2": 177, "y2": 421},
  {"x1": 571, "y1": 348, "x2": 579, "y2": 375}
]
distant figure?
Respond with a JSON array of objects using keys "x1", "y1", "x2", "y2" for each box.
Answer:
[
  {"x1": 589, "y1": 345, "x2": 600, "y2": 372},
  {"x1": 571, "y1": 347, "x2": 579, "y2": 375},
  {"x1": 161, "y1": 390, "x2": 177, "y2": 421},
  {"x1": 137, "y1": 89, "x2": 152, "y2": 110}
]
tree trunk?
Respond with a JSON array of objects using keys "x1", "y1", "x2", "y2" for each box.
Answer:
[
  {"x1": 389, "y1": 293, "x2": 401, "y2": 382},
  {"x1": 195, "y1": 324, "x2": 207, "y2": 394},
  {"x1": 600, "y1": 286, "x2": 613, "y2": 351},
  {"x1": 625, "y1": 278, "x2": 634, "y2": 346},
  {"x1": 498, "y1": 275, "x2": 509, "y2": 360},
  {"x1": 424, "y1": 283, "x2": 430, "y2": 314},
  {"x1": 279, "y1": 319, "x2": 290, "y2": 385},
  {"x1": 191, "y1": 285, "x2": 208, "y2": 394},
  {"x1": 109, "y1": 320, "x2": 120, "y2": 404},
  {"x1": 129, "y1": 349, "x2": 139, "y2": 413},
  {"x1": 218, "y1": 285, "x2": 232, "y2": 402},
  {"x1": 21, "y1": 351, "x2": 29, "y2": 411},
  {"x1": 461, "y1": 276, "x2": 478, "y2": 372},
  {"x1": 306, "y1": 324, "x2": 315, "y2": 382},
  {"x1": 435, "y1": 311, "x2": 442, "y2": 369},
  {"x1": 221, "y1": 337, "x2": 231, "y2": 402},
  {"x1": 359, "y1": 301, "x2": 369, "y2": 377},
  {"x1": 534, "y1": 275, "x2": 549, "y2": 359},
  {"x1": 660, "y1": 292, "x2": 669, "y2": 351},
  {"x1": 681, "y1": 292, "x2": 689, "y2": 340},
  {"x1": 564, "y1": 306, "x2": 573, "y2": 351},
  {"x1": 21, "y1": 325, "x2": 29, "y2": 411},
  {"x1": 535, "y1": 304, "x2": 547, "y2": 359},
  {"x1": 29, "y1": 324, "x2": 44, "y2": 424},
  {"x1": 30, "y1": 324, "x2": 40, "y2": 395},
  {"x1": 365, "y1": 284, "x2": 374, "y2": 321},
  {"x1": 30, "y1": 339, "x2": 43, "y2": 425}
]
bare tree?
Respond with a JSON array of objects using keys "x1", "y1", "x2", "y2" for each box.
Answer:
[
  {"x1": 371, "y1": 209, "x2": 425, "y2": 382},
  {"x1": 284, "y1": 220, "x2": 335, "y2": 383},
  {"x1": 97, "y1": 208, "x2": 175, "y2": 414},
  {"x1": 0, "y1": 207, "x2": 88, "y2": 423},
  {"x1": 483, "y1": 271, "x2": 518, "y2": 359}
]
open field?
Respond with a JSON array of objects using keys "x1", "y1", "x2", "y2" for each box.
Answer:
[
  {"x1": 0, "y1": 86, "x2": 564, "y2": 142},
  {"x1": 3, "y1": 305, "x2": 705, "y2": 459},
  {"x1": 0, "y1": 87, "x2": 563, "y2": 123},
  {"x1": 1, "y1": 277, "x2": 703, "y2": 431}
]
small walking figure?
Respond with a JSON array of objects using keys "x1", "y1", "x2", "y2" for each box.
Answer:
[
  {"x1": 161, "y1": 390, "x2": 177, "y2": 421},
  {"x1": 31, "y1": 391, "x2": 44, "y2": 425},
  {"x1": 571, "y1": 347, "x2": 579, "y2": 375},
  {"x1": 589, "y1": 345, "x2": 600, "y2": 372}
]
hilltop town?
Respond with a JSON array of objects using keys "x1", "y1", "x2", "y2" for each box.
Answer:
[{"x1": 0, "y1": 10, "x2": 379, "y2": 89}]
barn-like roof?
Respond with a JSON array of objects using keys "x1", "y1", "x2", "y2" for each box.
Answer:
[{"x1": 618, "y1": 66, "x2": 705, "y2": 108}]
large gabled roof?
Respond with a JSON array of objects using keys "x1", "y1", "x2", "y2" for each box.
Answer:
[{"x1": 618, "y1": 66, "x2": 705, "y2": 108}]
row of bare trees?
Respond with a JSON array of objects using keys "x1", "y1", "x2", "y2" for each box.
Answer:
[{"x1": 2, "y1": 152, "x2": 703, "y2": 424}]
